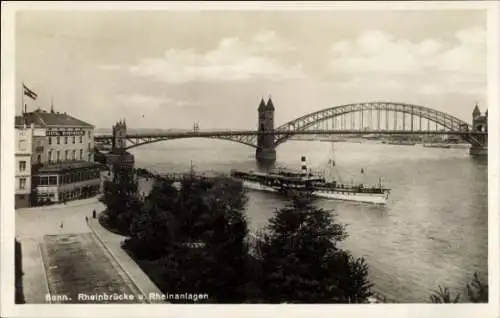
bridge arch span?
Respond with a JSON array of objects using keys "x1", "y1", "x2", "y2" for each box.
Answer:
[
  {"x1": 273, "y1": 102, "x2": 473, "y2": 146},
  {"x1": 124, "y1": 135, "x2": 259, "y2": 151}
]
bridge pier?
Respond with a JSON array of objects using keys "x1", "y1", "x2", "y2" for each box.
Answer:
[
  {"x1": 256, "y1": 147, "x2": 276, "y2": 163},
  {"x1": 469, "y1": 145, "x2": 488, "y2": 156}
]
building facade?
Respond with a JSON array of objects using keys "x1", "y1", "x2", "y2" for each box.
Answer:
[
  {"x1": 15, "y1": 124, "x2": 34, "y2": 208},
  {"x1": 15, "y1": 108, "x2": 102, "y2": 205}
]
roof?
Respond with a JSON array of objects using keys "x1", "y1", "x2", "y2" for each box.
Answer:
[
  {"x1": 258, "y1": 98, "x2": 266, "y2": 111},
  {"x1": 266, "y1": 97, "x2": 275, "y2": 111},
  {"x1": 14, "y1": 108, "x2": 94, "y2": 128},
  {"x1": 35, "y1": 161, "x2": 104, "y2": 173},
  {"x1": 473, "y1": 104, "x2": 481, "y2": 115}
]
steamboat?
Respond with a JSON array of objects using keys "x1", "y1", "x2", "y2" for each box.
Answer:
[{"x1": 231, "y1": 144, "x2": 390, "y2": 205}]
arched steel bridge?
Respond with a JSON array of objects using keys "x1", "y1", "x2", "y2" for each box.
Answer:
[{"x1": 94, "y1": 102, "x2": 486, "y2": 150}]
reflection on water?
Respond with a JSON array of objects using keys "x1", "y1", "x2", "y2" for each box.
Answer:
[{"x1": 130, "y1": 140, "x2": 488, "y2": 303}]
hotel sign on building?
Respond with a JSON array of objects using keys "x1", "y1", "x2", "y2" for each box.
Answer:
[
  {"x1": 47, "y1": 127, "x2": 86, "y2": 137},
  {"x1": 15, "y1": 108, "x2": 101, "y2": 206},
  {"x1": 33, "y1": 128, "x2": 46, "y2": 137}
]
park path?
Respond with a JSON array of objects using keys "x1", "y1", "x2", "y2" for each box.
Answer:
[
  {"x1": 88, "y1": 216, "x2": 165, "y2": 303},
  {"x1": 16, "y1": 198, "x2": 102, "y2": 303},
  {"x1": 15, "y1": 198, "x2": 163, "y2": 303}
]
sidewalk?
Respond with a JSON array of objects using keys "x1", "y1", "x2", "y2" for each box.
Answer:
[
  {"x1": 16, "y1": 197, "x2": 101, "y2": 212},
  {"x1": 16, "y1": 198, "x2": 101, "y2": 303},
  {"x1": 88, "y1": 216, "x2": 165, "y2": 303}
]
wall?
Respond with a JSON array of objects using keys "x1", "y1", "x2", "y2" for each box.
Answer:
[
  {"x1": 15, "y1": 128, "x2": 32, "y2": 195},
  {"x1": 43, "y1": 128, "x2": 95, "y2": 163}
]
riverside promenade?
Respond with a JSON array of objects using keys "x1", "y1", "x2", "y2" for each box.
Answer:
[{"x1": 15, "y1": 197, "x2": 163, "y2": 304}]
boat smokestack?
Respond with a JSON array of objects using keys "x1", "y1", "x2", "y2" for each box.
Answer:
[{"x1": 301, "y1": 156, "x2": 307, "y2": 175}]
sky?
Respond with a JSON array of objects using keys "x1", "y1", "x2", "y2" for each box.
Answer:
[{"x1": 15, "y1": 9, "x2": 487, "y2": 130}]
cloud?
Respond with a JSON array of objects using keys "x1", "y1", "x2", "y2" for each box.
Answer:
[
  {"x1": 115, "y1": 94, "x2": 197, "y2": 109},
  {"x1": 101, "y1": 31, "x2": 303, "y2": 84},
  {"x1": 327, "y1": 26, "x2": 486, "y2": 96}
]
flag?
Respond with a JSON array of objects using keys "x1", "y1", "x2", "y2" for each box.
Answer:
[{"x1": 23, "y1": 84, "x2": 37, "y2": 100}]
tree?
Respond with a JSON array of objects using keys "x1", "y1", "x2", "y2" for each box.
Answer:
[
  {"x1": 428, "y1": 272, "x2": 488, "y2": 303},
  {"x1": 429, "y1": 286, "x2": 461, "y2": 303},
  {"x1": 323, "y1": 250, "x2": 373, "y2": 303},
  {"x1": 466, "y1": 272, "x2": 488, "y2": 303},
  {"x1": 126, "y1": 179, "x2": 180, "y2": 260},
  {"x1": 100, "y1": 167, "x2": 142, "y2": 235},
  {"x1": 257, "y1": 192, "x2": 372, "y2": 303},
  {"x1": 159, "y1": 176, "x2": 252, "y2": 303},
  {"x1": 125, "y1": 174, "x2": 254, "y2": 303}
]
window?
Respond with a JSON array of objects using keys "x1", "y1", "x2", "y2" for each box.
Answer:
[
  {"x1": 80, "y1": 135, "x2": 83, "y2": 143},
  {"x1": 72, "y1": 150, "x2": 76, "y2": 160},
  {"x1": 56, "y1": 151, "x2": 60, "y2": 162},
  {"x1": 19, "y1": 178, "x2": 26, "y2": 189},
  {"x1": 19, "y1": 161, "x2": 26, "y2": 172},
  {"x1": 49, "y1": 176, "x2": 57, "y2": 185},
  {"x1": 49, "y1": 137, "x2": 52, "y2": 145},
  {"x1": 80, "y1": 149, "x2": 83, "y2": 160},
  {"x1": 48, "y1": 151, "x2": 52, "y2": 163},
  {"x1": 37, "y1": 155, "x2": 41, "y2": 163},
  {"x1": 88, "y1": 131, "x2": 91, "y2": 138},
  {"x1": 64, "y1": 137, "x2": 68, "y2": 144},
  {"x1": 65, "y1": 150, "x2": 69, "y2": 161},
  {"x1": 39, "y1": 176, "x2": 49, "y2": 185},
  {"x1": 57, "y1": 136, "x2": 60, "y2": 144},
  {"x1": 18, "y1": 140, "x2": 26, "y2": 151},
  {"x1": 72, "y1": 136, "x2": 75, "y2": 144}
]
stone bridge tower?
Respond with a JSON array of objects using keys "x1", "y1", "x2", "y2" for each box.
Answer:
[
  {"x1": 112, "y1": 119, "x2": 127, "y2": 151},
  {"x1": 256, "y1": 97, "x2": 276, "y2": 162},
  {"x1": 470, "y1": 103, "x2": 488, "y2": 156},
  {"x1": 108, "y1": 119, "x2": 135, "y2": 175}
]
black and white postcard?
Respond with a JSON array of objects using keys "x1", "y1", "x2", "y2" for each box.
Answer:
[{"x1": 1, "y1": 2, "x2": 499, "y2": 318}]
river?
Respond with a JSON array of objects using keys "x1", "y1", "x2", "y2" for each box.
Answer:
[{"x1": 128, "y1": 139, "x2": 488, "y2": 303}]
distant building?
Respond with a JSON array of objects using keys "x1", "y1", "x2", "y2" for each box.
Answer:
[
  {"x1": 15, "y1": 123, "x2": 34, "y2": 208},
  {"x1": 15, "y1": 108, "x2": 102, "y2": 205}
]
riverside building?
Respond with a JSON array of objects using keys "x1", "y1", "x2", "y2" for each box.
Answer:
[
  {"x1": 14, "y1": 123, "x2": 36, "y2": 208},
  {"x1": 15, "y1": 107, "x2": 102, "y2": 205}
]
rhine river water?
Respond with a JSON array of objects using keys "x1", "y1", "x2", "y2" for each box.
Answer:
[{"x1": 128, "y1": 139, "x2": 488, "y2": 303}]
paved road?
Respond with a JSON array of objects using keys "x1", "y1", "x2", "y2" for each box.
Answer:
[
  {"x1": 40, "y1": 233, "x2": 145, "y2": 303},
  {"x1": 16, "y1": 198, "x2": 105, "y2": 303}
]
